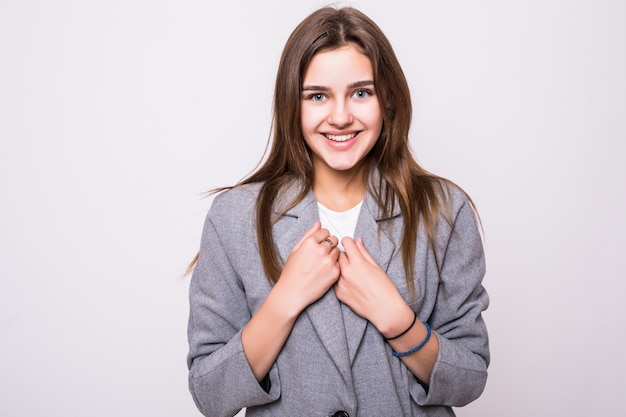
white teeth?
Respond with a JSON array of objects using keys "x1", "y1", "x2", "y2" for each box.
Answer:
[{"x1": 325, "y1": 132, "x2": 358, "y2": 142}]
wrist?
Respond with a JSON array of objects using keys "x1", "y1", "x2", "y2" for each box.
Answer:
[
  {"x1": 270, "y1": 280, "x2": 306, "y2": 320},
  {"x1": 384, "y1": 311, "x2": 417, "y2": 341},
  {"x1": 378, "y1": 306, "x2": 416, "y2": 340}
]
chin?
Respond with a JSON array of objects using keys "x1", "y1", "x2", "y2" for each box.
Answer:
[{"x1": 327, "y1": 161, "x2": 361, "y2": 172}]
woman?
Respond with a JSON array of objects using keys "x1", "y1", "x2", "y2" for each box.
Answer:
[{"x1": 187, "y1": 6, "x2": 489, "y2": 417}]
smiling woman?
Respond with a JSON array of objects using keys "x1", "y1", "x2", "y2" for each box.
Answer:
[
  {"x1": 186, "y1": 6, "x2": 489, "y2": 417},
  {"x1": 300, "y1": 44, "x2": 383, "y2": 208}
]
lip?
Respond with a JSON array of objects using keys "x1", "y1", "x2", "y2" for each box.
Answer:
[
  {"x1": 324, "y1": 132, "x2": 359, "y2": 143},
  {"x1": 321, "y1": 131, "x2": 360, "y2": 150},
  {"x1": 323, "y1": 131, "x2": 360, "y2": 142}
]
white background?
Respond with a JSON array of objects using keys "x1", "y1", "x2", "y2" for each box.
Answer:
[{"x1": 1, "y1": 1, "x2": 625, "y2": 416}]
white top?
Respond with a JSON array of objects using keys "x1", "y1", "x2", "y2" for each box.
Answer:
[{"x1": 317, "y1": 200, "x2": 363, "y2": 251}]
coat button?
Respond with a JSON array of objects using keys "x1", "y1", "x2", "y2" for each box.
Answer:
[{"x1": 332, "y1": 412, "x2": 349, "y2": 417}]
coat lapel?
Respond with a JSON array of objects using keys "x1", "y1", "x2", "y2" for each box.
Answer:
[
  {"x1": 273, "y1": 186, "x2": 353, "y2": 385},
  {"x1": 342, "y1": 191, "x2": 400, "y2": 364},
  {"x1": 272, "y1": 183, "x2": 401, "y2": 374}
]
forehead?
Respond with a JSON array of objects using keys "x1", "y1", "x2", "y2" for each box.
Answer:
[{"x1": 303, "y1": 44, "x2": 374, "y2": 84}]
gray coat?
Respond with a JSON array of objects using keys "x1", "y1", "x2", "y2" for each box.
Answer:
[{"x1": 187, "y1": 181, "x2": 489, "y2": 417}]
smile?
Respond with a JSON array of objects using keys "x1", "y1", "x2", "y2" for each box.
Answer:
[{"x1": 324, "y1": 132, "x2": 359, "y2": 142}]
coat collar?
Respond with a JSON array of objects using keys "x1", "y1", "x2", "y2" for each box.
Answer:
[
  {"x1": 274, "y1": 176, "x2": 402, "y2": 221},
  {"x1": 273, "y1": 178, "x2": 401, "y2": 381}
]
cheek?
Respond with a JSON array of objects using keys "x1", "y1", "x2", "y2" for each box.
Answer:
[
  {"x1": 300, "y1": 106, "x2": 311, "y2": 128},
  {"x1": 364, "y1": 108, "x2": 383, "y2": 133},
  {"x1": 301, "y1": 107, "x2": 324, "y2": 132},
  {"x1": 372, "y1": 105, "x2": 384, "y2": 132},
  {"x1": 355, "y1": 101, "x2": 382, "y2": 124}
]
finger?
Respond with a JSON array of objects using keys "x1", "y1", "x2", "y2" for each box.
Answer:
[
  {"x1": 355, "y1": 237, "x2": 378, "y2": 266},
  {"x1": 320, "y1": 236, "x2": 339, "y2": 253},
  {"x1": 340, "y1": 237, "x2": 360, "y2": 260},
  {"x1": 337, "y1": 251, "x2": 349, "y2": 268},
  {"x1": 310, "y1": 228, "x2": 332, "y2": 246},
  {"x1": 291, "y1": 221, "x2": 321, "y2": 252}
]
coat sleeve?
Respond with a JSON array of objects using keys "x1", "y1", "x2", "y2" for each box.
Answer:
[
  {"x1": 187, "y1": 196, "x2": 281, "y2": 417},
  {"x1": 412, "y1": 193, "x2": 490, "y2": 407}
]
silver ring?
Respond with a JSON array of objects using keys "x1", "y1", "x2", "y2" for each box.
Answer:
[{"x1": 321, "y1": 237, "x2": 335, "y2": 252}]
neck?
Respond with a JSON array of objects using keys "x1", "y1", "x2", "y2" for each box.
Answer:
[{"x1": 312, "y1": 163, "x2": 367, "y2": 212}]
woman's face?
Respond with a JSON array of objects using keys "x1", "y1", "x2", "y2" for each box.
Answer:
[{"x1": 300, "y1": 44, "x2": 383, "y2": 177}]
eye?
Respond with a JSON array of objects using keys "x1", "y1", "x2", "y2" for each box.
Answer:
[
  {"x1": 308, "y1": 93, "x2": 327, "y2": 102},
  {"x1": 353, "y1": 89, "x2": 373, "y2": 99}
]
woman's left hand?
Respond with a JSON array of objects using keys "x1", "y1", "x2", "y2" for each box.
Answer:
[{"x1": 335, "y1": 237, "x2": 413, "y2": 337}]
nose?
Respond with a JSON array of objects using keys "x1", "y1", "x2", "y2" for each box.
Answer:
[{"x1": 327, "y1": 99, "x2": 353, "y2": 128}]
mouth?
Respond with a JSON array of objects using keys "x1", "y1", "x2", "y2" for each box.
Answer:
[{"x1": 323, "y1": 132, "x2": 359, "y2": 142}]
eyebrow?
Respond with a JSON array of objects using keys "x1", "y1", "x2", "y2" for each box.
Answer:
[{"x1": 302, "y1": 80, "x2": 374, "y2": 91}]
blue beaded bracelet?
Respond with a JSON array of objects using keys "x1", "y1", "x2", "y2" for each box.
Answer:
[{"x1": 392, "y1": 322, "x2": 431, "y2": 357}]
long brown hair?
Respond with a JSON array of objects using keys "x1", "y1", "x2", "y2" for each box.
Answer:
[{"x1": 189, "y1": 6, "x2": 471, "y2": 294}]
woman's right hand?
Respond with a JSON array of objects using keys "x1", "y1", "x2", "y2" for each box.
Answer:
[
  {"x1": 241, "y1": 221, "x2": 339, "y2": 382},
  {"x1": 274, "y1": 221, "x2": 340, "y2": 315}
]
